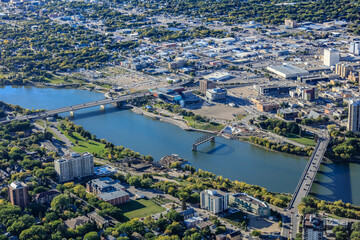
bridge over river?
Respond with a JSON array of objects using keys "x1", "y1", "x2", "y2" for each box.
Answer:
[
  {"x1": 1, "y1": 92, "x2": 151, "y2": 124},
  {"x1": 285, "y1": 130, "x2": 330, "y2": 239}
]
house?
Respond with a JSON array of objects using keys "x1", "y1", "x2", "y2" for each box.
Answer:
[
  {"x1": 65, "y1": 216, "x2": 90, "y2": 229},
  {"x1": 178, "y1": 208, "x2": 196, "y2": 220},
  {"x1": 184, "y1": 216, "x2": 204, "y2": 228},
  {"x1": 33, "y1": 189, "x2": 60, "y2": 204},
  {"x1": 88, "y1": 211, "x2": 109, "y2": 228}
]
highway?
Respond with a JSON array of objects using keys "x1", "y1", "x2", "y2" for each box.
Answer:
[
  {"x1": 283, "y1": 130, "x2": 329, "y2": 239},
  {"x1": 1, "y1": 92, "x2": 151, "y2": 124}
]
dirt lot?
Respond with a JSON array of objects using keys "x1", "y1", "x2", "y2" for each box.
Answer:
[
  {"x1": 191, "y1": 104, "x2": 247, "y2": 121},
  {"x1": 248, "y1": 213, "x2": 280, "y2": 234}
]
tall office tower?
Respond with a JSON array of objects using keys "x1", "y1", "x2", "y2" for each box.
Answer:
[
  {"x1": 199, "y1": 80, "x2": 216, "y2": 94},
  {"x1": 324, "y1": 49, "x2": 340, "y2": 67},
  {"x1": 9, "y1": 181, "x2": 29, "y2": 207},
  {"x1": 55, "y1": 152, "x2": 94, "y2": 182},
  {"x1": 348, "y1": 99, "x2": 360, "y2": 133}
]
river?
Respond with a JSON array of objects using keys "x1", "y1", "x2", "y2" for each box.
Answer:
[{"x1": 1, "y1": 86, "x2": 359, "y2": 205}]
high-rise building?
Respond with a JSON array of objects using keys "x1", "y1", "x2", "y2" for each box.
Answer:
[
  {"x1": 349, "y1": 41, "x2": 360, "y2": 55},
  {"x1": 302, "y1": 87, "x2": 319, "y2": 101},
  {"x1": 324, "y1": 49, "x2": 340, "y2": 67},
  {"x1": 348, "y1": 99, "x2": 360, "y2": 133},
  {"x1": 9, "y1": 181, "x2": 29, "y2": 208},
  {"x1": 335, "y1": 63, "x2": 352, "y2": 78},
  {"x1": 199, "y1": 80, "x2": 216, "y2": 94},
  {"x1": 303, "y1": 214, "x2": 324, "y2": 240},
  {"x1": 200, "y1": 189, "x2": 228, "y2": 214},
  {"x1": 55, "y1": 152, "x2": 94, "y2": 182}
]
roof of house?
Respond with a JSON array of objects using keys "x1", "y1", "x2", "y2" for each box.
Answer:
[
  {"x1": 65, "y1": 216, "x2": 90, "y2": 229},
  {"x1": 33, "y1": 189, "x2": 60, "y2": 201}
]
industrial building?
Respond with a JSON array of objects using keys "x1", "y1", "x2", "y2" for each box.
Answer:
[
  {"x1": 254, "y1": 84, "x2": 297, "y2": 95},
  {"x1": 203, "y1": 71, "x2": 232, "y2": 81},
  {"x1": 229, "y1": 193, "x2": 270, "y2": 217},
  {"x1": 54, "y1": 152, "x2": 94, "y2": 182},
  {"x1": 267, "y1": 64, "x2": 309, "y2": 79},
  {"x1": 200, "y1": 189, "x2": 229, "y2": 214},
  {"x1": 297, "y1": 75, "x2": 329, "y2": 85}
]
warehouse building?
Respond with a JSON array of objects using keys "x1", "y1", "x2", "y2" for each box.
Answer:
[{"x1": 267, "y1": 64, "x2": 309, "y2": 79}]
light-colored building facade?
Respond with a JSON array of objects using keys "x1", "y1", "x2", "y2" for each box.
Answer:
[
  {"x1": 9, "y1": 181, "x2": 29, "y2": 208},
  {"x1": 54, "y1": 152, "x2": 94, "y2": 182},
  {"x1": 229, "y1": 193, "x2": 270, "y2": 217},
  {"x1": 348, "y1": 99, "x2": 360, "y2": 132},
  {"x1": 349, "y1": 41, "x2": 360, "y2": 55},
  {"x1": 285, "y1": 19, "x2": 297, "y2": 28},
  {"x1": 200, "y1": 189, "x2": 229, "y2": 214},
  {"x1": 206, "y1": 88, "x2": 227, "y2": 101},
  {"x1": 324, "y1": 49, "x2": 340, "y2": 67}
]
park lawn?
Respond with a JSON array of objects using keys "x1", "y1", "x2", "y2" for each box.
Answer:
[
  {"x1": 60, "y1": 128, "x2": 106, "y2": 155},
  {"x1": 183, "y1": 116, "x2": 224, "y2": 132},
  {"x1": 286, "y1": 133, "x2": 316, "y2": 146},
  {"x1": 120, "y1": 199, "x2": 165, "y2": 221}
]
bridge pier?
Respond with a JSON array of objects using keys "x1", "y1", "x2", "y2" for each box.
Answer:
[
  {"x1": 192, "y1": 145, "x2": 197, "y2": 151},
  {"x1": 69, "y1": 111, "x2": 75, "y2": 117}
]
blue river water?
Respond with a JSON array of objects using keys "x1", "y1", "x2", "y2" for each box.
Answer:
[{"x1": 1, "y1": 86, "x2": 359, "y2": 205}]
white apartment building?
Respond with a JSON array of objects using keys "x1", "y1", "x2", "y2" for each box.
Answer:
[
  {"x1": 348, "y1": 99, "x2": 360, "y2": 133},
  {"x1": 200, "y1": 189, "x2": 229, "y2": 214},
  {"x1": 349, "y1": 41, "x2": 360, "y2": 55},
  {"x1": 324, "y1": 49, "x2": 340, "y2": 67},
  {"x1": 55, "y1": 152, "x2": 94, "y2": 182}
]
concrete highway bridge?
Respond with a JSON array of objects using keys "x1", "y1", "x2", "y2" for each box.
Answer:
[
  {"x1": 1, "y1": 92, "x2": 151, "y2": 124},
  {"x1": 285, "y1": 130, "x2": 329, "y2": 239}
]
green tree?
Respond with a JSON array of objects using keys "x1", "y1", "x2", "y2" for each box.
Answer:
[{"x1": 84, "y1": 232, "x2": 100, "y2": 240}]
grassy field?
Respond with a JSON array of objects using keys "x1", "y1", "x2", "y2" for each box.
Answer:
[
  {"x1": 286, "y1": 133, "x2": 316, "y2": 146},
  {"x1": 120, "y1": 199, "x2": 165, "y2": 221},
  {"x1": 183, "y1": 116, "x2": 224, "y2": 132},
  {"x1": 59, "y1": 126, "x2": 106, "y2": 155}
]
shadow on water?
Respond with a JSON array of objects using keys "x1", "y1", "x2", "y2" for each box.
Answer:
[
  {"x1": 310, "y1": 162, "x2": 353, "y2": 203},
  {"x1": 196, "y1": 142, "x2": 235, "y2": 156}
]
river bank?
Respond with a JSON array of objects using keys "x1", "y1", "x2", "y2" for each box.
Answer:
[{"x1": 1, "y1": 85, "x2": 360, "y2": 205}]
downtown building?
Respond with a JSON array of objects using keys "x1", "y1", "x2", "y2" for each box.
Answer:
[
  {"x1": 200, "y1": 189, "x2": 229, "y2": 214},
  {"x1": 303, "y1": 214, "x2": 324, "y2": 240},
  {"x1": 8, "y1": 181, "x2": 29, "y2": 208},
  {"x1": 348, "y1": 99, "x2": 360, "y2": 133},
  {"x1": 323, "y1": 49, "x2": 340, "y2": 67},
  {"x1": 54, "y1": 152, "x2": 94, "y2": 182}
]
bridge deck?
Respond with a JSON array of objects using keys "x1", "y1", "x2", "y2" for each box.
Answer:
[
  {"x1": 1, "y1": 92, "x2": 150, "y2": 124},
  {"x1": 288, "y1": 134, "x2": 329, "y2": 210}
]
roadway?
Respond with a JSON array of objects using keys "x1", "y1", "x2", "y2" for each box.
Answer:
[
  {"x1": 1, "y1": 92, "x2": 151, "y2": 124},
  {"x1": 283, "y1": 130, "x2": 329, "y2": 239}
]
